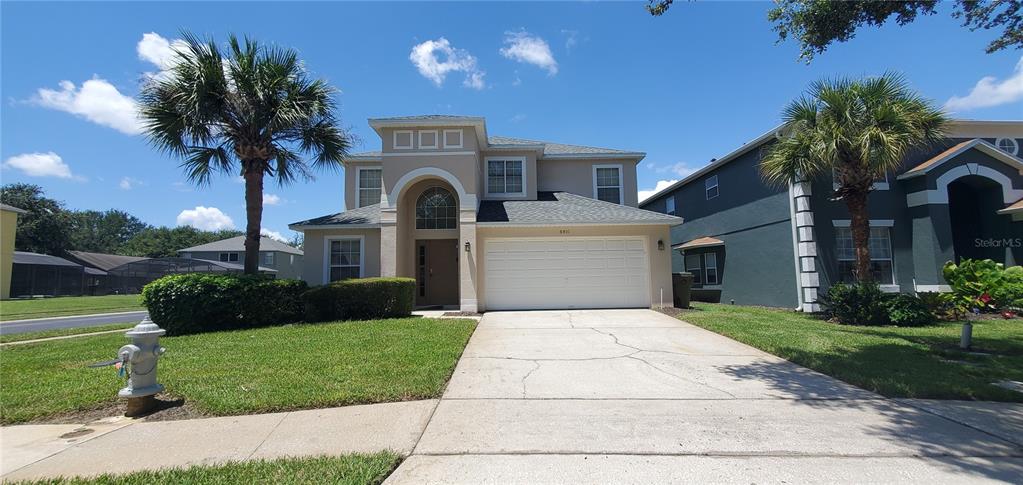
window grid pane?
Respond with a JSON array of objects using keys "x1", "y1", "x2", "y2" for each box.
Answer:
[
  {"x1": 597, "y1": 187, "x2": 621, "y2": 203},
  {"x1": 415, "y1": 187, "x2": 457, "y2": 229},
  {"x1": 357, "y1": 169, "x2": 382, "y2": 208},
  {"x1": 488, "y1": 160, "x2": 523, "y2": 194},
  {"x1": 329, "y1": 239, "x2": 361, "y2": 282},
  {"x1": 835, "y1": 226, "x2": 893, "y2": 284}
]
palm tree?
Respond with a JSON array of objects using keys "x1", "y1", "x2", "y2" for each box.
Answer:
[
  {"x1": 761, "y1": 73, "x2": 947, "y2": 282},
  {"x1": 138, "y1": 33, "x2": 350, "y2": 274}
]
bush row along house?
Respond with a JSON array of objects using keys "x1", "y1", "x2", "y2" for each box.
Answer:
[{"x1": 639, "y1": 120, "x2": 1023, "y2": 311}]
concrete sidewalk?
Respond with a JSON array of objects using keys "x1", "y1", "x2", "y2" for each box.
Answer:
[
  {"x1": 1, "y1": 400, "x2": 436, "y2": 481},
  {"x1": 386, "y1": 309, "x2": 1023, "y2": 484}
]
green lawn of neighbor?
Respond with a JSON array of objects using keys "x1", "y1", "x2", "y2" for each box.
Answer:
[
  {"x1": 0, "y1": 323, "x2": 136, "y2": 344},
  {"x1": 0, "y1": 317, "x2": 477, "y2": 424},
  {"x1": 14, "y1": 452, "x2": 401, "y2": 485},
  {"x1": 679, "y1": 303, "x2": 1023, "y2": 402},
  {"x1": 0, "y1": 295, "x2": 144, "y2": 321}
]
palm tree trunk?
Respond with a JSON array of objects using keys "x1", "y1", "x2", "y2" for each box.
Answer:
[
  {"x1": 844, "y1": 190, "x2": 872, "y2": 283},
  {"x1": 242, "y1": 161, "x2": 264, "y2": 275}
]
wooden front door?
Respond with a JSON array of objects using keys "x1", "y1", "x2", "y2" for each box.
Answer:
[{"x1": 416, "y1": 239, "x2": 459, "y2": 307}]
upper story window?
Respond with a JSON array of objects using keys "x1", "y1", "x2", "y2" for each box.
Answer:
[
  {"x1": 487, "y1": 158, "x2": 524, "y2": 196},
  {"x1": 219, "y1": 252, "x2": 239, "y2": 262},
  {"x1": 593, "y1": 164, "x2": 623, "y2": 204},
  {"x1": 261, "y1": 252, "x2": 274, "y2": 266},
  {"x1": 393, "y1": 130, "x2": 413, "y2": 150},
  {"x1": 416, "y1": 187, "x2": 457, "y2": 229},
  {"x1": 705, "y1": 175, "x2": 719, "y2": 200},
  {"x1": 996, "y1": 138, "x2": 1019, "y2": 156},
  {"x1": 357, "y1": 167, "x2": 382, "y2": 208},
  {"x1": 419, "y1": 130, "x2": 438, "y2": 149},
  {"x1": 443, "y1": 129, "x2": 463, "y2": 148},
  {"x1": 665, "y1": 195, "x2": 676, "y2": 216}
]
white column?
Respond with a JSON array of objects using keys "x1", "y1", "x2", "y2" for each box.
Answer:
[{"x1": 458, "y1": 209, "x2": 478, "y2": 313}]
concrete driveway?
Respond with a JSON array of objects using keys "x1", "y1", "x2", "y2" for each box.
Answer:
[{"x1": 387, "y1": 309, "x2": 1023, "y2": 484}]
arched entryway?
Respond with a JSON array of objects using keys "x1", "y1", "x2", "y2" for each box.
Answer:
[
  {"x1": 947, "y1": 174, "x2": 1023, "y2": 266},
  {"x1": 396, "y1": 179, "x2": 461, "y2": 308}
]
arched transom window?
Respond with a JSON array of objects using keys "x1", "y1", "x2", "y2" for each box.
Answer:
[{"x1": 416, "y1": 187, "x2": 457, "y2": 229}]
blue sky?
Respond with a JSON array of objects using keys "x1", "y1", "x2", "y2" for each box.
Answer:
[{"x1": 2, "y1": 1, "x2": 1021, "y2": 241}]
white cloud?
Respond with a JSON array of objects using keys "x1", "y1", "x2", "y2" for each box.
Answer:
[
  {"x1": 137, "y1": 32, "x2": 187, "y2": 71},
  {"x1": 510, "y1": 113, "x2": 527, "y2": 123},
  {"x1": 409, "y1": 38, "x2": 486, "y2": 90},
  {"x1": 260, "y1": 228, "x2": 287, "y2": 241},
  {"x1": 119, "y1": 177, "x2": 144, "y2": 190},
  {"x1": 561, "y1": 29, "x2": 580, "y2": 52},
  {"x1": 670, "y1": 162, "x2": 700, "y2": 178},
  {"x1": 638, "y1": 179, "x2": 679, "y2": 203},
  {"x1": 944, "y1": 56, "x2": 1023, "y2": 112},
  {"x1": 263, "y1": 193, "x2": 282, "y2": 205},
  {"x1": 3, "y1": 152, "x2": 74, "y2": 179},
  {"x1": 176, "y1": 206, "x2": 235, "y2": 231},
  {"x1": 500, "y1": 31, "x2": 558, "y2": 75},
  {"x1": 33, "y1": 78, "x2": 142, "y2": 135}
]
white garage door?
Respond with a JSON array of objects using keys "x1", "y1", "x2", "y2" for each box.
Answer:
[{"x1": 484, "y1": 237, "x2": 650, "y2": 310}]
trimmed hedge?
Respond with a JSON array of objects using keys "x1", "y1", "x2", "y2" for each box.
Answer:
[
  {"x1": 303, "y1": 277, "x2": 416, "y2": 322},
  {"x1": 142, "y1": 274, "x2": 307, "y2": 335}
]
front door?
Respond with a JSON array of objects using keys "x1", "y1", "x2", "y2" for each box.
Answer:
[{"x1": 416, "y1": 239, "x2": 459, "y2": 307}]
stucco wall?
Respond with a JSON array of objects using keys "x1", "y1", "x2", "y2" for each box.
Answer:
[
  {"x1": 475, "y1": 224, "x2": 674, "y2": 311},
  {"x1": 301, "y1": 228, "x2": 382, "y2": 285},
  {"x1": 1, "y1": 210, "x2": 18, "y2": 299},
  {"x1": 537, "y1": 158, "x2": 640, "y2": 207}
]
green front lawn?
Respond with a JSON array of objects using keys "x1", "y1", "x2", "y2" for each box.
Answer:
[
  {"x1": 680, "y1": 303, "x2": 1023, "y2": 402},
  {"x1": 16, "y1": 452, "x2": 400, "y2": 485},
  {"x1": 0, "y1": 295, "x2": 144, "y2": 321},
  {"x1": 0, "y1": 323, "x2": 136, "y2": 344},
  {"x1": 0, "y1": 317, "x2": 477, "y2": 424}
]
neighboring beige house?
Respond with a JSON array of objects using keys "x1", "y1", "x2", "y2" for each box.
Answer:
[
  {"x1": 178, "y1": 236, "x2": 304, "y2": 279},
  {"x1": 290, "y1": 115, "x2": 682, "y2": 312},
  {"x1": 1, "y1": 203, "x2": 27, "y2": 300}
]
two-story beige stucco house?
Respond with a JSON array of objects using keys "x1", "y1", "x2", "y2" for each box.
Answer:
[{"x1": 289, "y1": 115, "x2": 682, "y2": 312}]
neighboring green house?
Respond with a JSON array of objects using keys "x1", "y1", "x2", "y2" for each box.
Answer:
[
  {"x1": 640, "y1": 120, "x2": 1023, "y2": 311},
  {"x1": 178, "y1": 236, "x2": 304, "y2": 280}
]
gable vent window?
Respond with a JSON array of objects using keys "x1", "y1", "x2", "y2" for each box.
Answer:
[
  {"x1": 357, "y1": 168, "x2": 382, "y2": 208},
  {"x1": 705, "y1": 175, "x2": 719, "y2": 200},
  {"x1": 594, "y1": 165, "x2": 623, "y2": 204},
  {"x1": 996, "y1": 138, "x2": 1019, "y2": 156},
  {"x1": 666, "y1": 195, "x2": 676, "y2": 216}
]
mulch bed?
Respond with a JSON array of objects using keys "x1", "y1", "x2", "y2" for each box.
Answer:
[
  {"x1": 442, "y1": 311, "x2": 482, "y2": 317},
  {"x1": 29, "y1": 395, "x2": 206, "y2": 425}
]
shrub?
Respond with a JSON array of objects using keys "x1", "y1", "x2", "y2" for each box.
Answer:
[
  {"x1": 142, "y1": 274, "x2": 307, "y2": 335},
  {"x1": 303, "y1": 277, "x2": 416, "y2": 322},
  {"x1": 942, "y1": 259, "x2": 1023, "y2": 315},
  {"x1": 884, "y1": 293, "x2": 933, "y2": 327},
  {"x1": 818, "y1": 282, "x2": 890, "y2": 326}
]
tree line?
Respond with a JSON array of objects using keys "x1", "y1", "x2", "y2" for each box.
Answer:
[{"x1": 1, "y1": 183, "x2": 244, "y2": 258}]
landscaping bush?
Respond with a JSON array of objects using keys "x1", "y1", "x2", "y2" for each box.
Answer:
[
  {"x1": 303, "y1": 277, "x2": 416, "y2": 322},
  {"x1": 142, "y1": 274, "x2": 307, "y2": 335},
  {"x1": 942, "y1": 259, "x2": 1023, "y2": 316},
  {"x1": 884, "y1": 293, "x2": 934, "y2": 327},
  {"x1": 818, "y1": 282, "x2": 890, "y2": 326}
]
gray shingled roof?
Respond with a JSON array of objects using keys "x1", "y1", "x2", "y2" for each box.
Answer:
[
  {"x1": 478, "y1": 192, "x2": 682, "y2": 225},
  {"x1": 178, "y1": 236, "x2": 303, "y2": 255},
  {"x1": 488, "y1": 136, "x2": 641, "y2": 157},
  {"x1": 290, "y1": 203, "x2": 381, "y2": 227},
  {"x1": 347, "y1": 151, "x2": 382, "y2": 159},
  {"x1": 370, "y1": 115, "x2": 483, "y2": 122},
  {"x1": 1, "y1": 203, "x2": 27, "y2": 214}
]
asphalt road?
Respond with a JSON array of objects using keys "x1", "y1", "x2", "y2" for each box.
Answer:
[{"x1": 0, "y1": 311, "x2": 148, "y2": 335}]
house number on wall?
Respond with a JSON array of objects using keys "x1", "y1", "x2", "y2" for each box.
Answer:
[{"x1": 560, "y1": 229, "x2": 570, "y2": 234}]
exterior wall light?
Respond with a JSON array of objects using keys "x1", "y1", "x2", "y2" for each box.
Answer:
[
  {"x1": 464, "y1": 241, "x2": 471, "y2": 252},
  {"x1": 657, "y1": 240, "x2": 665, "y2": 251}
]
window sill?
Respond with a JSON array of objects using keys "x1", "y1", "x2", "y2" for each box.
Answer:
[{"x1": 879, "y1": 284, "x2": 901, "y2": 293}]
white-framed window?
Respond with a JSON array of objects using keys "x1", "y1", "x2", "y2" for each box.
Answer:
[
  {"x1": 835, "y1": 226, "x2": 894, "y2": 284},
  {"x1": 418, "y1": 130, "x2": 438, "y2": 149},
  {"x1": 684, "y1": 253, "x2": 703, "y2": 285},
  {"x1": 486, "y1": 157, "x2": 525, "y2": 196},
  {"x1": 705, "y1": 175, "x2": 719, "y2": 200},
  {"x1": 665, "y1": 195, "x2": 676, "y2": 216},
  {"x1": 356, "y1": 167, "x2": 382, "y2": 208},
  {"x1": 443, "y1": 129, "x2": 463, "y2": 149},
  {"x1": 261, "y1": 252, "x2": 274, "y2": 266},
  {"x1": 415, "y1": 187, "x2": 457, "y2": 229},
  {"x1": 593, "y1": 164, "x2": 624, "y2": 204},
  {"x1": 219, "y1": 252, "x2": 239, "y2": 262},
  {"x1": 705, "y1": 253, "x2": 718, "y2": 284},
  {"x1": 996, "y1": 138, "x2": 1019, "y2": 156},
  {"x1": 324, "y1": 236, "x2": 363, "y2": 283},
  {"x1": 832, "y1": 169, "x2": 889, "y2": 191},
  {"x1": 393, "y1": 130, "x2": 413, "y2": 150}
]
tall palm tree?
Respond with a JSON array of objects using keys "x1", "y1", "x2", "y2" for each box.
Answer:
[
  {"x1": 138, "y1": 33, "x2": 350, "y2": 274},
  {"x1": 761, "y1": 73, "x2": 947, "y2": 282}
]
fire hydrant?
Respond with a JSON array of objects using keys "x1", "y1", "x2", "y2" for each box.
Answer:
[{"x1": 117, "y1": 316, "x2": 166, "y2": 417}]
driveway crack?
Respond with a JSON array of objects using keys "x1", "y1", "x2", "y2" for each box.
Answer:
[
  {"x1": 521, "y1": 360, "x2": 541, "y2": 398},
  {"x1": 627, "y1": 353, "x2": 738, "y2": 399}
]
